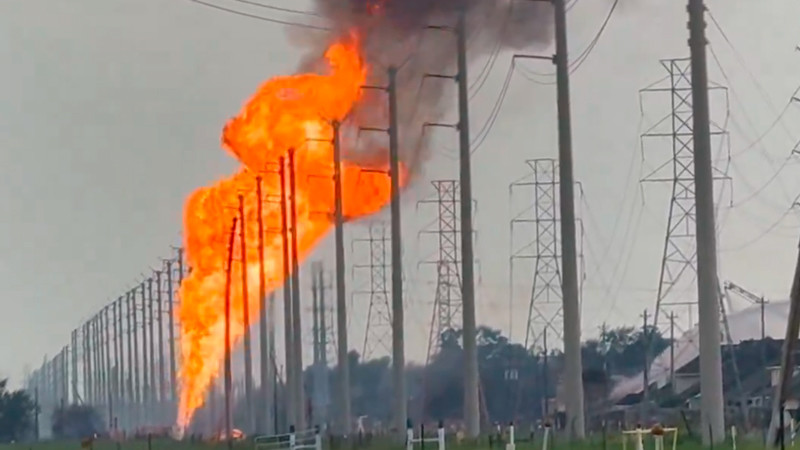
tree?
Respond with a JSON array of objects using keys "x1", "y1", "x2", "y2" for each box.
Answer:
[
  {"x1": 0, "y1": 379, "x2": 36, "y2": 442},
  {"x1": 51, "y1": 404, "x2": 104, "y2": 439}
]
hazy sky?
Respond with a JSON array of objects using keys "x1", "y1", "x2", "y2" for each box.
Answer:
[{"x1": 2, "y1": 0, "x2": 800, "y2": 385}]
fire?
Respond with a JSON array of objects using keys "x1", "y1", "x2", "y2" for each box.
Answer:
[{"x1": 176, "y1": 35, "x2": 401, "y2": 428}]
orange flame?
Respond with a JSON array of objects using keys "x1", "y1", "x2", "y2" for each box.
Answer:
[{"x1": 176, "y1": 35, "x2": 401, "y2": 428}]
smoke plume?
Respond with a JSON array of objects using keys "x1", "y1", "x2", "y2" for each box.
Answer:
[{"x1": 292, "y1": 0, "x2": 554, "y2": 174}]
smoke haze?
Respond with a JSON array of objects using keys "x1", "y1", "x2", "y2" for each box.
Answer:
[{"x1": 291, "y1": 0, "x2": 555, "y2": 175}]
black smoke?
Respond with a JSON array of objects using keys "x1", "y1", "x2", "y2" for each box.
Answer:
[{"x1": 294, "y1": 0, "x2": 555, "y2": 175}]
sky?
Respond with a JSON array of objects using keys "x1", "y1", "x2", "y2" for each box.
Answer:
[{"x1": 1, "y1": 0, "x2": 800, "y2": 386}]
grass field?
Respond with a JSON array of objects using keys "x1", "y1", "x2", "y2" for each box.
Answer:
[{"x1": 0, "y1": 433, "x2": 774, "y2": 450}]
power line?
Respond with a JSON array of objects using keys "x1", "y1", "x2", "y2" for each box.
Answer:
[
  {"x1": 469, "y1": 59, "x2": 516, "y2": 154},
  {"x1": 721, "y1": 203, "x2": 798, "y2": 252},
  {"x1": 186, "y1": 0, "x2": 330, "y2": 30},
  {"x1": 227, "y1": 0, "x2": 319, "y2": 16},
  {"x1": 568, "y1": 0, "x2": 619, "y2": 74},
  {"x1": 706, "y1": 8, "x2": 797, "y2": 143}
]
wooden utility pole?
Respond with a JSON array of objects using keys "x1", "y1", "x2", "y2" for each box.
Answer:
[
  {"x1": 553, "y1": 0, "x2": 585, "y2": 437},
  {"x1": 224, "y1": 217, "x2": 238, "y2": 450},
  {"x1": 279, "y1": 156, "x2": 295, "y2": 430},
  {"x1": 238, "y1": 194, "x2": 256, "y2": 433},
  {"x1": 767, "y1": 238, "x2": 800, "y2": 446}
]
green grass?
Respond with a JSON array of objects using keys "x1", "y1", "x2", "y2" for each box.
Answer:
[{"x1": 0, "y1": 434, "x2": 773, "y2": 450}]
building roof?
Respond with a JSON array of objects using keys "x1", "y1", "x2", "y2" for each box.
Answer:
[{"x1": 609, "y1": 299, "x2": 791, "y2": 401}]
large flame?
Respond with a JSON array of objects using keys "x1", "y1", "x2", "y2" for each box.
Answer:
[{"x1": 176, "y1": 35, "x2": 400, "y2": 428}]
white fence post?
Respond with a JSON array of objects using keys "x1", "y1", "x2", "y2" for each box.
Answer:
[
  {"x1": 437, "y1": 421, "x2": 445, "y2": 450},
  {"x1": 406, "y1": 422, "x2": 414, "y2": 450},
  {"x1": 543, "y1": 424, "x2": 551, "y2": 450},
  {"x1": 506, "y1": 422, "x2": 516, "y2": 450}
]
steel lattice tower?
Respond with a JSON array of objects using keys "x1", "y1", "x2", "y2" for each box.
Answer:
[
  {"x1": 641, "y1": 58, "x2": 730, "y2": 331},
  {"x1": 509, "y1": 159, "x2": 584, "y2": 353},
  {"x1": 353, "y1": 222, "x2": 392, "y2": 360},
  {"x1": 420, "y1": 180, "x2": 462, "y2": 343}
]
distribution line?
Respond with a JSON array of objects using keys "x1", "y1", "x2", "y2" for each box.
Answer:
[
  {"x1": 568, "y1": 0, "x2": 619, "y2": 74},
  {"x1": 227, "y1": 0, "x2": 319, "y2": 16},
  {"x1": 186, "y1": 0, "x2": 330, "y2": 30},
  {"x1": 721, "y1": 204, "x2": 799, "y2": 252},
  {"x1": 707, "y1": 8, "x2": 797, "y2": 142}
]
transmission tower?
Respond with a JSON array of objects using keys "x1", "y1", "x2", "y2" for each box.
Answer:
[
  {"x1": 419, "y1": 180, "x2": 463, "y2": 348},
  {"x1": 509, "y1": 159, "x2": 584, "y2": 353},
  {"x1": 640, "y1": 58, "x2": 730, "y2": 332},
  {"x1": 352, "y1": 222, "x2": 392, "y2": 360}
]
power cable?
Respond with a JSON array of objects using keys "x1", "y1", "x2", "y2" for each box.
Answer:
[
  {"x1": 227, "y1": 0, "x2": 319, "y2": 16},
  {"x1": 707, "y1": 43, "x2": 796, "y2": 209},
  {"x1": 469, "y1": 60, "x2": 516, "y2": 154},
  {"x1": 707, "y1": 8, "x2": 797, "y2": 142},
  {"x1": 186, "y1": 0, "x2": 330, "y2": 30},
  {"x1": 568, "y1": 0, "x2": 618, "y2": 74},
  {"x1": 721, "y1": 205, "x2": 798, "y2": 252}
]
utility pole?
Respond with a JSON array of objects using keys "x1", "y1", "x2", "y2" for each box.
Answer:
[
  {"x1": 669, "y1": 312, "x2": 676, "y2": 393},
  {"x1": 239, "y1": 194, "x2": 256, "y2": 433},
  {"x1": 332, "y1": 121, "x2": 352, "y2": 435},
  {"x1": 113, "y1": 299, "x2": 122, "y2": 427},
  {"x1": 83, "y1": 322, "x2": 90, "y2": 407},
  {"x1": 311, "y1": 263, "x2": 322, "y2": 427},
  {"x1": 279, "y1": 155, "x2": 295, "y2": 430},
  {"x1": 543, "y1": 330, "x2": 549, "y2": 418},
  {"x1": 156, "y1": 271, "x2": 165, "y2": 416},
  {"x1": 147, "y1": 277, "x2": 157, "y2": 413},
  {"x1": 688, "y1": 0, "x2": 725, "y2": 444},
  {"x1": 132, "y1": 287, "x2": 142, "y2": 428},
  {"x1": 455, "y1": 9, "x2": 479, "y2": 439},
  {"x1": 641, "y1": 310, "x2": 650, "y2": 408},
  {"x1": 288, "y1": 148, "x2": 305, "y2": 430},
  {"x1": 224, "y1": 217, "x2": 238, "y2": 450},
  {"x1": 141, "y1": 283, "x2": 150, "y2": 424},
  {"x1": 256, "y1": 175, "x2": 274, "y2": 434},
  {"x1": 71, "y1": 329, "x2": 79, "y2": 404},
  {"x1": 166, "y1": 259, "x2": 177, "y2": 405},
  {"x1": 767, "y1": 238, "x2": 800, "y2": 446},
  {"x1": 387, "y1": 66, "x2": 407, "y2": 436},
  {"x1": 553, "y1": 0, "x2": 585, "y2": 439},
  {"x1": 104, "y1": 307, "x2": 113, "y2": 427},
  {"x1": 126, "y1": 291, "x2": 135, "y2": 430}
]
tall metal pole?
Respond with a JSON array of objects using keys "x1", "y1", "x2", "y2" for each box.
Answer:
[
  {"x1": 83, "y1": 323, "x2": 90, "y2": 406},
  {"x1": 140, "y1": 282, "x2": 150, "y2": 425},
  {"x1": 157, "y1": 271, "x2": 166, "y2": 411},
  {"x1": 224, "y1": 217, "x2": 238, "y2": 450},
  {"x1": 311, "y1": 265, "x2": 321, "y2": 426},
  {"x1": 455, "y1": 10, "x2": 479, "y2": 438},
  {"x1": 147, "y1": 277, "x2": 157, "y2": 411},
  {"x1": 126, "y1": 292, "x2": 135, "y2": 430},
  {"x1": 132, "y1": 288, "x2": 142, "y2": 428},
  {"x1": 256, "y1": 176, "x2": 273, "y2": 434},
  {"x1": 114, "y1": 299, "x2": 123, "y2": 426},
  {"x1": 669, "y1": 312, "x2": 676, "y2": 393},
  {"x1": 166, "y1": 259, "x2": 177, "y2": 404},
  {"x1": 386, "y1": 68, "x2": 406, "y2": 435},
  {"x1": 688, "y1": 0, "x2": 725, "y2": 443},
  {"x1": 318, "y1": 268, "x2": 328, "y2": 376},
  {"x1": 279, "y1": 156, "x2": 295, "y2": 429},
  {"x1": 239, "y1": 194, "x2": 256, "y2": 433},
  {"x1": 71, "y1": 329, "x2": 79, "y2": 403},
  {"x1": 288, "y1": 148, "x2": 305, "y2": 430},
  {"x1": 767, "y1": 239, "x2": 800, "y2": 446},
  {"x1": 543, "y1": 331, "x2": 549, "y2": 418},
  {"x1": 332, "y1": 121, "x2": 352, "y2": 435},
  {"x1": 553, "y1": 0, "x2": 585, "y2": 438},
  {"x1": 104, "y1": 308, "x2": 114, "y2": 427}
]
